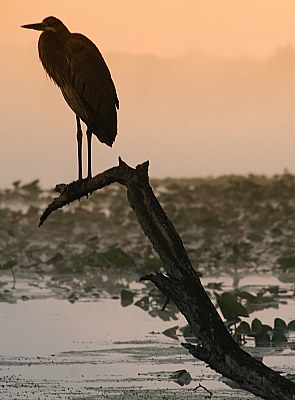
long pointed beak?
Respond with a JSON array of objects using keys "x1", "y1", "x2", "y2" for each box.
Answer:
[{"x1": 21, "y1": 22, "x2": 45, "y2": 31}]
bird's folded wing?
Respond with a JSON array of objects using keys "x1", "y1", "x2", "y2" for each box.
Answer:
[{"x1": 65, "y1": 33, "x2": 119, "y2": 123}]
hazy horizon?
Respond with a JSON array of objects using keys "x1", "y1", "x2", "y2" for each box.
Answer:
[
  {"x1": 2, "y1": 1, "x2": 295, "y2": 187},
  {"x1": 2, "y1": 46, "x2": 295, "y2": 187}
]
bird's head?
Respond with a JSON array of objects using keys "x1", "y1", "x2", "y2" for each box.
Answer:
[{"x1": 21, "y1": 16, "x2": 68, "y2": 33}]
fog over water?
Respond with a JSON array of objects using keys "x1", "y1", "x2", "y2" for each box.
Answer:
[
  {"x1": 2, "y1": 46, "x2": 295, "y2": 188},
  {"x1": 2, "y1": 0, "x2": 295, "y2": 187}
]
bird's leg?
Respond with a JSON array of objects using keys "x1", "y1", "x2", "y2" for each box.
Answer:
[
  {"x1": 86, "y1": 128, "x2": 92, "y2": 179},
  {"x1": 76, "y1": 115, "x2": 83, "y2": 180}
]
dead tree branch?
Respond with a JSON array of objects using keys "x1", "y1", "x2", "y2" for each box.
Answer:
[{"x1": 40, "y1": 159, "x2": 295, "y2": 400}]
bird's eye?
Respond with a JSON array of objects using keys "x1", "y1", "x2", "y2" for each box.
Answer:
[{"x1": 44, "y1": 25, "x2": 56, "y2": 32}]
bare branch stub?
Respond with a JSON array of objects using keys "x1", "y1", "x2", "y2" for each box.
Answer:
[
  {"x1": 39, "y1": 160, "x2": 295, "y2": 400},
  {"x1": 39, "y1": 160, "x2": 129, "y2": 226}
]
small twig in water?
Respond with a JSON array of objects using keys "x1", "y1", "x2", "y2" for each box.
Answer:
[
  {"x1": 162, "y1": 296, "x2": 169, "y2": 311},
  {"x1": 193, "y1": 383, "x2": 213, "y2": 396},
  {"x1": 11, "y1": 267, "x2": 16, "y2": 290}
]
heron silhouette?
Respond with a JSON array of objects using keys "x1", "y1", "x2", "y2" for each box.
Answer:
[{"x1": 22, "y1": 16, "x2": 119, "y2": 180}]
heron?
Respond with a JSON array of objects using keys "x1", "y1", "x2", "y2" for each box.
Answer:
[{"x1": 22, "y1": 16, "x2": 119, "y2": 180}]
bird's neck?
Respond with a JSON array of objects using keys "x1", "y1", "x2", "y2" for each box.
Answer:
[{"x1": 38, "y1": 31, "x2": 70, "y2": 86}]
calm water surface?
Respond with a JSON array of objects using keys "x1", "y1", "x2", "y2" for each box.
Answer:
[{"x1": 0, "y1": 273, "x2": 294, "y2": 399}]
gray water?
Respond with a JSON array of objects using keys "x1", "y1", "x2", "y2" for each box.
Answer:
[{"x1": 0, "y1": 273, "x2": 294, "y2": 399}]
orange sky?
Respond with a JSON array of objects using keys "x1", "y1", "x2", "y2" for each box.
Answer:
[
  {"x1": 1, "y1": 1, "x2": 295, "y2": 187},
  {"x1": 3, "y1": 0, "x2": 295, "y2": 57}
]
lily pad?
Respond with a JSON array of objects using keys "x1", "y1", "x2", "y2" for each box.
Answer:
[
  {"x1": 181, "y1": 324, "x2": 198, "y2": 343},
  {"x1": 1, "y1": 260, "x2": 17, "y2": 270},
  {"x1": 134, "y1": 295, "x2": 149, "y2": 311},
  {"x1": 170, "y1": 369, "x2": 192, "y2": 386},
  {"x1": 120, "y1": 289, "x2": 134, "y2": 307},
  {"x1": 215, "y1": 292, "x2": 249, "y2": 320},
  {"x1": 287, "y1": 320, "x2": 295, "y2": 331},
  {"x1": 162, "y1": 325, "x2": 179, "y2": 340},
  {"x1": 274, "y1": 318, "x2": 287, "y2": 331},
  {"x1": 255, "y1": 332, "x2": 271, "y2": 347},
  {"x1": 277, "y1": 255, "x2": 295, "y2": 271},
  {"x1": 236, "y1": 321, "x2": 251, "y2": 334},
  {"x1": 251, "y1": 318, "x2": 263, "y2": 334},
  {"x1": 272, "y1": 331, "x2": 287, "y2": 345}
]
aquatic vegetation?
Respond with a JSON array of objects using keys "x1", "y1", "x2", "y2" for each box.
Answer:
[
  {"x1": 2, "y1": 173, "x2": 295, "y2": 276},
  {"x1": 0, "y1": 175, "x2": 295, "y2": 345}
]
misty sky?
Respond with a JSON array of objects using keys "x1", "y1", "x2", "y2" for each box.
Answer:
[{"x1": 1, "y1": 1, "x2": 295, "y2": 187}]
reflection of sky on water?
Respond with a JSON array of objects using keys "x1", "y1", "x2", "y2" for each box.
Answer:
[
  {"x1": 0, "y1": 273, "x2": 294, "y2": 357},
  {"x1": 0, "y1": 298, "x2": 178, "y2": 357},
  {"x1": 0, "y1": 276, "x2": 294, "y2": 351},
  {"x1": 0, "y1": 274, "x2": 294, "y2": 399}
]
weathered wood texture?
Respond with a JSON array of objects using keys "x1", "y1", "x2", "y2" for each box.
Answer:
[{"x1": 40, "y1": 159, "x2": 295, "y2": 400}]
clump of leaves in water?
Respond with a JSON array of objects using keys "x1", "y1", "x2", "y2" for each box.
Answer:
[
  {"x1": 236, "y1": 317, "x2": 295, "y2": 347},
  {"x1": 211, "y1": 287, "x2": 295, "y2": 347},
  {"x1": 119, "y1": 286, "x2": 179, "y2": 321},
  {"x1": 175, "y1": 317, "x2": 295, "y2": 348}
]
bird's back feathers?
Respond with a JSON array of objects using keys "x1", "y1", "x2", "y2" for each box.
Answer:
[{"x1": 38, "y1": 27, "x2": 118, "y2": 146}]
